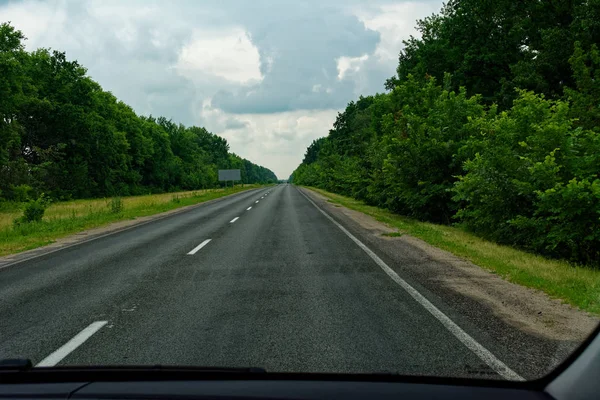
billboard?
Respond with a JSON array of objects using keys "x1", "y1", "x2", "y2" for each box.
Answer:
[{"x1": 218, "y1": 169, "x2": 241, "y2": 181}]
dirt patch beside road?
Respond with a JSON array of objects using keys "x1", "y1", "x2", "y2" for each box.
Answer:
[{"x1": 395, "y1": 233, "x2": 597, "y2": 341}]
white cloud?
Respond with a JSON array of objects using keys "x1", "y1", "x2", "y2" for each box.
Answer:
[
  {"x1": 336, "y1": 54, "x2": 369, "y2": 80},
  {"x1": 264, "y1": 55, "x2": 275, "y2": 74},
  {"x1": 352, "y1": 2, "x2": 441, "y2": 65},
  {"x1": 331, "y1": 1, "x2": 442, "y2": 96},
  {"x1": 176, "y1": 28, "x2": 263, "y2": 84},
  {"x1": 200, "y1": 102, "x2": 338, "y2": 178},
  {"x1": 0, "y1": 0, "x2": 69, "y2": 49}
]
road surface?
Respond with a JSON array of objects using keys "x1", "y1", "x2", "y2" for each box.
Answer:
[{"x1": 0, "y1": 185, "x2": 577, "y2": 379}]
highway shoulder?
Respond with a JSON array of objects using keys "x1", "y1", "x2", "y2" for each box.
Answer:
[{"x1": 298, "y1": 186, "x2": 597, "y2": 379}]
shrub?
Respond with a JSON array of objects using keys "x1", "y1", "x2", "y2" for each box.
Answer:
[
  {"x1": 452, "y1": 91, "x2": 600, "y2": 264},
  {"x1": 109, "y1": 197, "x2": 123, "y2": 214},
  {"x1": 13, "y1": 194, "x2": 51, "y2": 226},
  {"x1": 510, "y1": 178, "x2": 600, "y2": 264}
]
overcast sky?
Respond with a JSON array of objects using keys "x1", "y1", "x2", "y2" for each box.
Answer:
[{"x1": 1, "y1": 0, "x2": 442, "y2": 178}]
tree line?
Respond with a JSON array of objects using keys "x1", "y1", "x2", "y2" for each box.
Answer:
[
  {"x1": 292, "y1": 0, "x2": 600, "y2": 267},
  {"x1": 0, "y1": 22, "x2": 276, "y2": 203}
]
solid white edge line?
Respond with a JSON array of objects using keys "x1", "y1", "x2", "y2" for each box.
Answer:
[
  {"x1": 230, "y1": 217, "x2": 240, "y2": 223},
  {"x1": 297, "y1": 188, "x2": 524, "y2": 382},
  {"x1": 36, "y1": 321, "x2": 108, "y2": 367},
  {"x1": 247, "y1": 207, "x2": 252, "y2": 211},
  {"x1": 187, "y1": 239, "x2": 212, "y2": 255}
]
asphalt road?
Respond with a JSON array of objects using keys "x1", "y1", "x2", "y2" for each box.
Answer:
[{"x1": 0, "y1": 185, "x2": 569, "y2": 379}]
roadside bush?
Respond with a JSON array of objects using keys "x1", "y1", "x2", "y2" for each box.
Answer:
[
  {"x1": 109, "y1": 197, "x2": 123, "y2": 214},
  {"x1": 509, "y1": 178, "x2": 600, "y2": 265},
  {"x1": 452, "y1": 91, "x2": 600, "y2": 263},
  {"x1": 13, "y1": 194, "x2": 51, "y2": 226},
  {"x1": 378, "y1": 78, "x2": 485, "y2": 223}
]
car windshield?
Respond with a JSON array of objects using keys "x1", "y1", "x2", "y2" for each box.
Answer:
[{"x1": 0, "y1": 0, "x2": 598, "y2": 382}]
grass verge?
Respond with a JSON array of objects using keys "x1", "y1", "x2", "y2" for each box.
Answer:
[
  {"x1": 0, "y1": 185, "x2": 266, "y2": 257},
  {"x1": 306, "y1": 186, "x2": 600, "y2": 315}
]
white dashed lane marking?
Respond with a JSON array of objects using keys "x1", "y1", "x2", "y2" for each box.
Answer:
[
  {"x1": 36, "y1": 321, "x2": 108, "y2": 367},
  {"x1": 187, "y1": 239, "x2": 212, "y2": 255}
]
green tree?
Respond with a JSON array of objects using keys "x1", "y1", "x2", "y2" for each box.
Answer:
[{"x1": 0, "y1": 22, "x2": 275, "y2": 202}]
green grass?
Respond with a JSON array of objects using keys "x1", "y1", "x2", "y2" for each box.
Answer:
[
  {"x1": 306, "y1": 186, "x2": 600, "y2": 315},
  {"x1": 0, "y1": 185, "x2": 267, "y2": 257}
]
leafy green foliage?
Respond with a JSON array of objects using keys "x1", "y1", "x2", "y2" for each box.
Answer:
[
  {"x1": 565, "y1": 42, "x2": 600, "y2": 132},
  {"x1": 452, "y1": 91, "x2": 600, "y2": 264},
  {"x1": 0, "y1": 22, "x2": 277, "y2": 204},
  {"x1": 293, "y1": 1, "x2": 600, "y2": 267},
  {"x1": 14, "y1": 194, "x2": 51, "y2": 225},
  {"x1": 389, "y1": 0, "x2": 600, "y2": 108},
  {"x1": 10, "y1": 184, "x2": 32, "y2": 202},
  {"x1": 109, "y1": 197, "x2": 123, "y2": 214}
]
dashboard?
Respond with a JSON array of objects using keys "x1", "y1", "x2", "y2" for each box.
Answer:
[{"x1": 0, "y1": 379, "x2": 550, "y2": 400}]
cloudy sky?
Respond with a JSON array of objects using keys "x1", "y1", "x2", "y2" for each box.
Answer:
[{"x1": 1, "y1": 0, "x2": 442, "y2": 178}]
